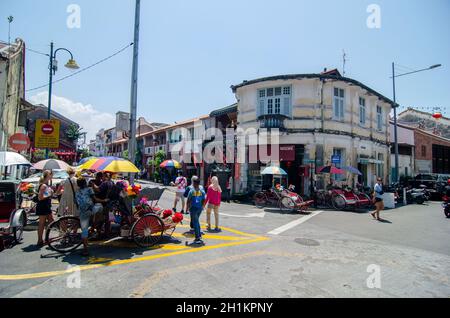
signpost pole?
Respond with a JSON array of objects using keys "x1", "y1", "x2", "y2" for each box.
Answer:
[{"x1": 46, "y1": 42, "x2": 54, "y2": 160}]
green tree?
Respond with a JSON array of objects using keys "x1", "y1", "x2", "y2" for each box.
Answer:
[
  {"x1": 32, "y1": 149, "x2": 57, "y2": 162},
  {"x1": 149, "y1": 150, "x2": 166, "y2": 182},
  {"x1": 66, "y1": 124, "x2": 84, "y2": 143}
]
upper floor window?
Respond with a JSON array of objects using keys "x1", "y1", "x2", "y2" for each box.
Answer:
[
  {"x1": 421, "y1": 145, "x2": 427, "y2": 157},
  {"x1": 333, "y1": 88, "x2": 345, "y2": 120},
  {"x1": 359, "y1": 97, "x2": 366, "y2": 125},
  {"x1": 376, "y1": 105, "x2": 383, "y2": 131},
  {"x1": 257, "y1": 86, "x2": 292, "y2": 117}
]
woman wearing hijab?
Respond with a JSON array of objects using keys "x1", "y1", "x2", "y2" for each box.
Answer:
[{"x1": 205, "y1": 176, "x2": 222, "y2": 232}]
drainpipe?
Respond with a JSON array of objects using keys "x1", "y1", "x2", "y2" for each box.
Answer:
[{"x1": 320, "y1": 78, "x2": 325, "y2": 132}]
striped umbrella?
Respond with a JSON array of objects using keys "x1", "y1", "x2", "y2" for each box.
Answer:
[
  {"x1": 33, "y1": 159, "x2": 71, "y2": 170},
  {"x1": 77, "y1": 156, "x2": 140, "y2": 173},
  {"x1": 78, "y1": 156, "x2": 97, "y2": 165},
  {"x1": 160, "y1": 159, "x2": 182, "y2": 169},
  {"x1": 261, "y1": 166, "x2": 287, "y2": 175}
]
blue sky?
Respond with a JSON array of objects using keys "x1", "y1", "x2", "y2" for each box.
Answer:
[{"x1": 1, "y1": 0, "x2": 449, "y2": 140}]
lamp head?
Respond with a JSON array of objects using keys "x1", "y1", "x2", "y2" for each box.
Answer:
[
  {"x1": 429, "y1": 64, "x2": 442, "y2": 69},
  {"x1": 65, "y1": 59, "x2": 79, "y2": 70}
]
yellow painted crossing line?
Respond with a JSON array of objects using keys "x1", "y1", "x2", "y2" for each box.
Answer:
[
  {"x1": 0, "y1": 225, "x2": 269, "y2": 281},
  {"x1": 0, "y1": 237, "x2": 268, "y2": 280}
]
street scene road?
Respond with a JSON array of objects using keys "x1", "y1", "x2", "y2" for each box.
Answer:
[{"x1": 1, "y1": 183, "x2": 449, "y2": 298}]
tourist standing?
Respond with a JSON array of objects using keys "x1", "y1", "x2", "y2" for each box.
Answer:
[
  {"x1": 186, "y1": 176, "x2": 206, "y2": 244},
  {"x1": 56, "y1": 167, "x2": 79, "y2": 217},
  {"x1": 205, "y1": 176, "x2": 222, "y2": 232},
  {"x1": 36, "y1": 170, "x2": 54, "y2": 247}
]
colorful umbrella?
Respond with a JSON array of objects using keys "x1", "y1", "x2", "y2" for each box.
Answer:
[
  {"x1": 77, "y1": 156, "x2": 140, "y2": 173},
  {"x1": 160, "y1": 159, "x2": 182, "y2": 169},
  {"x1": 342, "y1": 166, "x2": 362, "y2": 175},
  {"x1": 33, "y1": 159, "x2": 71, "y2": 170},
  {"x1": 78, "y1": 156, "x2": 97, "y2": 165},
  {"x1": 318, "y1": 166, "x2": 345, "y2": 174},
  {"x1": 261, "y1": 166, "x2": 287, "y2": 175}
]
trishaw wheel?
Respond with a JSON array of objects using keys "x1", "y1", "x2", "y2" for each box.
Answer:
[
  {"x1": 254, "y1": 193, "x2": 267, "y2": 209},
  {"x1": 13, "y1": 212, "x2": 26, "y2": 243},
  {"x1": 332, "y1": 194, "x2": 347, "y2": 211},
  {"x1": 131, "y1": 214, "x2": 164, "y2": 248},
  {"x1": 45, "y1": 217, "x2": 82, "y2": 253},
  {"x1": 279, "y1": 197, "x2": 297, "y2": 212}
]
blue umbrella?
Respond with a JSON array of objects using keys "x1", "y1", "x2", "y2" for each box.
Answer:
[{"x1": 342, "y1": 166, "x2": 362, "y2": 175}]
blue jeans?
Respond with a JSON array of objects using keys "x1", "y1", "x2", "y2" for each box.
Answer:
[{"x1": 189, "y1": 207, "x2": 203, "y2": 240}]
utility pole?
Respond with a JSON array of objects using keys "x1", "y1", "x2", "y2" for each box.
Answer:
[
  {"x1": 129, "y1": 0, "x2": 141, "y2": 183},
  {"x1": 392, "y1": 62, "x2": 399, "y2": 183}
]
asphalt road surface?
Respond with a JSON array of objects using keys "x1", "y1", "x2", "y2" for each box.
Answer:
[{"x1": 1, "y1": 183, "x2": 449, "y2": 298}]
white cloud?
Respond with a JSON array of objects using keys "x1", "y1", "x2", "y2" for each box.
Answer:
[{"x1": 29, "y1": 92, "x2": 115, "y2": 142}]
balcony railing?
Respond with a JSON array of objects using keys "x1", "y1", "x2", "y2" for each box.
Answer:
[{"x1": 258, "y1": 114, "x2": 286, "y2": 129}]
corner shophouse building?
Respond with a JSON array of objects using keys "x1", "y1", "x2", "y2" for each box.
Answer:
[{"x1": 231, "y1": 69, "x2": 393, "y2": 195}]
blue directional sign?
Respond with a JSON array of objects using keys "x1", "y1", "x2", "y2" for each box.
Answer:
[{"x1": 331, "y1": 155, "x2": 341, "y2": 164}]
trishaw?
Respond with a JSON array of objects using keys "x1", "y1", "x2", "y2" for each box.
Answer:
[
  {"x1": 45, "y1": 187, "x2": 182, "y2": 253},
  {"x1": 253, "y1": 187, "x2": 313, "y2": 213},
  {"x1": 0, "y1": 180, "x2": 27, "y2": 250},
  {"x1": 315, "y1": 187, "x2": 372, "y2": 211}
]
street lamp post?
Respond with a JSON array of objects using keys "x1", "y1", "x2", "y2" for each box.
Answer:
[
  {"x1": 46, "y1": 42, "x2": 79, "y2": 159},
  {"x1": 391, "y1": 62, "x2": 441, "y2": 183}
]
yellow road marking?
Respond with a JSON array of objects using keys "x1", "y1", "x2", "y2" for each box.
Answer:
[
  {"x1": 171, "y1": 232, "x2": 248, "y2": 241},
  {"x1": 0, "y1": 236, "x2": 269, "y2": 281}
]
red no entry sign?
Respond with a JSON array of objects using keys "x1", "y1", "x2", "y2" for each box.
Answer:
[
  {"x1": 9, "y1": 133, "x2": 31, "y2": 152},
  {"x1": 41, "y1": 124, "x2": 55, "y2": 135}
]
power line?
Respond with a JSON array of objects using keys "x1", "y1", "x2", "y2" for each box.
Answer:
[
  {"x1": 25, "y1": 47, "x2": 49, "y2": 56},
  {"x1": 26, "y1": 42, "x2": 134, "y2": 92}
]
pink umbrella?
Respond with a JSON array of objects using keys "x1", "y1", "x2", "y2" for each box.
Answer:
[{"x1": 318, "y1": 166, "x2": 345, "y2": 174}]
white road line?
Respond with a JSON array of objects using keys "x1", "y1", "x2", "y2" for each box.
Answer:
[{"x1": 267, "y1": 211, "x2": 323, "y2": 235}]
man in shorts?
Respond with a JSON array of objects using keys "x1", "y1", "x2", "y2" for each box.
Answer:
[{"x1": 173, "y1": 171, "x2": 187, "y2": 213}]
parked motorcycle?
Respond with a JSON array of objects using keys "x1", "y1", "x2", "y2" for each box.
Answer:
[{"x1": 405, "y1": 188, "x2": 426, "y2": 205}]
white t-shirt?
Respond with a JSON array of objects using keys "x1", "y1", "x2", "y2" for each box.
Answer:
[{"x1": 175, "y1": 176, "x2": 187, "y2": 193}]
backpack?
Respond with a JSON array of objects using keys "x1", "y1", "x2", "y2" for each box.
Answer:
[{"x1": 183, "y1": 185, "x2": 191, "y2": 198}]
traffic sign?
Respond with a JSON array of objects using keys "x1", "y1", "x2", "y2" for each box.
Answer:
[
  {"x1": 8, "y1": 133, "x2": 30, "y2": 152},
  {"x1": 35, "y1": 119, "x2": 60, "y2": 149}
]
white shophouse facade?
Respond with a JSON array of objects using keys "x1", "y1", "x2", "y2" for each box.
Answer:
[{"x1": 231, "y1": 70, "x2": 393, "y2": 195}]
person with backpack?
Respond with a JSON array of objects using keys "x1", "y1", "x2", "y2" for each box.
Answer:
[
  {"x1": 76, "y1": 178, "x2": 106, "y2": 256},
  {"x1": 186, "y1": 176, "x2": 206, "y2": 245}
]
